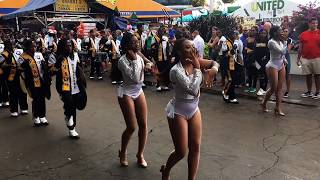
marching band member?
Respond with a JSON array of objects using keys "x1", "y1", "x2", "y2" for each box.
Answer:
[
  {"x1": 88, "y1": 29, "x2": 102, "y2": 80},
  {"x1": 0, "y1": 39, "x2": 9, "y2": 108},
  {"x1": 222, "y1": 31, "x2": 241, "y2": 104},
  {"x1": 161, "y1": 38, "x2": 219, "y2": 180},
  {"x1": 117, "y1": 32, "x2": 152, "y2": 168},
  {"x1": 55, "y1": 39, "x2": 87, "y2": 139},
  {"x1": 1, "y1": 40, "x2": 28, "y2": 117},
  {"x1": 19, "y1": 40, "x2": 51, "y2": 126}
]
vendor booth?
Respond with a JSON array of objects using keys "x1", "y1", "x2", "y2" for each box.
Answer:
[{"x1": 2, "y1": 0, "x2": 107, "y2": 31}]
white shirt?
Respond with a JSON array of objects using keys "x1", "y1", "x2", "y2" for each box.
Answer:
[
  {"x1": 34, "y1": 52, "x2": 44, "y2": 78},
  {"x1": 193, "y1": 35, "x2": 205, "y2": 58},
  {"x1": 0, "y1": 44, "x2": 4, "y2": 53},
  {"x1": 76, "y1": 38, "x2": 82, "y2": 51},
  {"x1": 234, "y1": 39, "x2": 244, "y2": 60},
  {"x1": 162, "y1": 36, "x2": 169, "y2": 61},
  {"x1": 219, "y1": 36, "x2": 227, "y2": 55},
  {"x1": 13, "y1": 49, "x2": 24, "y2": 61},
  {"x1": 68, "y1": 54, "x2": 80, "y2": 95},
  {"x1": 95, "y1": 37, "x2": 101, "y2": 50}
]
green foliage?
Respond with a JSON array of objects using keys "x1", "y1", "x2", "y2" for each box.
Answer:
[
  {"x1": 222, "y1": 0, "x2": 235, "y2": 3},
  {"x1": 291, "y1": 1, "x2": 320, "y2": 34},
  {"x1": 191, "y1": 0, "x2": 206, "y2": 7},
  {"x1": 188, "y1": 14, "x2": 238, "y2": 40}
]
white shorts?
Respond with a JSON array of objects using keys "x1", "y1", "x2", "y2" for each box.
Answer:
[{"x1": 117, "y1": 85, "x2": 143, "y2": 100}]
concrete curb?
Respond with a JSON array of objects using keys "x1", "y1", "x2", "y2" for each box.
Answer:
[{"x1": 144, "y1": 80, "x2": 318, "y2": 108}]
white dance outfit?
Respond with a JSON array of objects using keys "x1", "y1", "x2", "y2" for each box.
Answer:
[
  {"x1": 117, "y1": 54, "x2": 144, "y2": 99},
  {"x1": 166, "y1": 62, "x2": 202, "y2": 120},
  {"x1": 266, "y1": 39, "x2": 287, "y2": 70}
]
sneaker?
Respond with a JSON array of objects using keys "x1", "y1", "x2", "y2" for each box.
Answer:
[
  {"x1": 98, "y1": 76, "x2": 103, "y2": 80},
  {"x1": 3, "y1": 102, "x2": 9, "y2": 106},
  {"x1": 257, "y1": 88, "x2": 266, "y2": 96},
  {"x1": 21, "y1": 110, "x2": 28, "y2": 115},
  {"x1": 162, "y1": 86, "x2": 169, "y2": 91},
  {"x1": 89, "y1": 76, "x2": 94, "y2": 80},
  {"x1": 249, "y1": 88, "x2": 257, "y2": 93},
  {"x1": 301, "y1": 91, "x2": 314, "y2": 98},
  {"x1": 283, "y1": 92, "x2": 289, "y2": 98},
  {"x1": 0, "y1": 103, "x2": 2, "y2": 107},
  {"x1": 11, "y1": 112, "x2": 19, "y2": 117},
  {"x1": 229, "y1": 99, "x2": 239, "y2": 104},
  {"x1": 34, "y1": 117, "x2": 41, "y2": 126},
  {"x1": 111, "y1": 81, "x2": 117, "y2": 84},
  {"x1": 69, "y1": 129, "x2": 80, "y2": 139},
  {"x1": 40, "y1": 117, "x2": 49, "y2": 126},
  {"x1": 156, "y1": 87, "x2": 162, "y2": 92},
  {"x1": 313, "y1": 92, "x2": 320, "y2": 99},
  {"x1": 222, "y1": 90, "x2": 229, "y2": 102}
]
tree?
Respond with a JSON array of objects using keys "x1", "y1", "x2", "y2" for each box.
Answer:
[
  {"x1": 188, "y1": 13, "x2": 237, "y2": 40},
  {"x1": 192, "y1": 0, "x2": 205, "y2": 7},
  {"x1": 291, "y1": 1, "x2": 320, "y2": 34}
]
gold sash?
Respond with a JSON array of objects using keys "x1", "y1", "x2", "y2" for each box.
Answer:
[
  {"x1": 226, "y1": 40, "x2": 235, "y2": 71},
  {"x1": 8, "y1": 57, "x2": 16, "y2": 81},
  {"x1": 21, "y1": 53, "x2": 41, "y2": 88},
  {"x1": 61, "y1": 58, "x2": 71, "y2": 91},
  {"x1": 155, "y1": 36, "x2": 163, "y2": 62}
]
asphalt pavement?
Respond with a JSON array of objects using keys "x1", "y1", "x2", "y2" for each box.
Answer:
[{"x1": 0, "y1": 77, "x2": 319, "y2": 180}]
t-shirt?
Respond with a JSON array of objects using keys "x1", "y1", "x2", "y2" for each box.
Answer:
[
  {"x1": 300, "y1": 29, "x2": 320, "y2": 59},
  {"x1": 193, "y1": 35, "x2": 205, "y2": 58}
]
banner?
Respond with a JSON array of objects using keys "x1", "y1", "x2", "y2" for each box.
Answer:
[
  {"x1": 55, "y1": 0, "x2": 88, "y2": 12},
  {"x1": 232, "y1": 0, "x2": 299, "y2": 19}
]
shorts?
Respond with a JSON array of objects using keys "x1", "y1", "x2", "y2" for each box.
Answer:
[
  {"x1": 166, "y1": 98, "x2": 199, "y2": 120},
  {"x1": 301, "y1": 58, "x2": 320, "y2": 75},
  {"x1": 117, "y1": 85, "x2": 143, "y2": 100}
]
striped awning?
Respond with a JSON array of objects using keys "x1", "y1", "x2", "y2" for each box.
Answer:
[
  {"x1": 0, "y1": 0, "x2": 29, "y2": 16},
  {"x1": 97, "y1": 0, "x2": 180, "y2": 18}
]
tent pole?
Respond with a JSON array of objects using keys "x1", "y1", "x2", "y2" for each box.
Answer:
[
  {"x1": 15, "y1": 17, "x2": 19, "y2": 32},
  {"x1": 44, "y1": 12, "x2": 48, "y2": 28}
]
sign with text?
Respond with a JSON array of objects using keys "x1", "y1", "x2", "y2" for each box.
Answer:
[
  {"x1": 233, "y1": 0, "x2": 299, "y2": 19},
  {"x1": 55, "y1": 0, "x2": 88, "y2": 12}
]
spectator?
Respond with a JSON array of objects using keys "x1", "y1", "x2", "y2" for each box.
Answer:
[
  {"x1": 245, "y1": 27, "x2": 258, "y2": 93},
  {"x1": 283, "y1": 28, "x2": 293, "y2": 98},
  {"x1": 207, "y1": 26, "x2": 219, "y2": 60},
  {"x1": 297, "y1": 17, "x2": 320, "y2": 99},
  {"x1": 192, "y1": 30, "x2": 205, "y2": 58}
]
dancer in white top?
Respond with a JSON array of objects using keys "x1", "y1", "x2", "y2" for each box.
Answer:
[
  {"x1": 261, "y1": 26, "x2": 287, "y2": 116},
  {"x1": 117, "y1": 32, "x2": 152, "y2": 168},
  {"x1": 161, "y1": 38, "x2": 219, "y2": 180}
]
